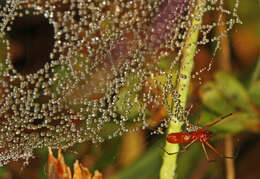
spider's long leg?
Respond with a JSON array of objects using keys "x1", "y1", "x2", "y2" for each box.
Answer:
[
  {"x1": 205, "y1": 141, "x2": 236, "y2": 160},
  {"x1": 203, "y1": 113, "x2": 233, "y2": 130},
  {"x1": 162, "y1": 139, "x2": 196, "y2": 155},
  {"x1": 201, "y1": 142, "x2": 210, "y2": 161},
  {"x1": 183, "y1": 139, "x2": 196, "y2": 150},
  {"x1": 205, "y1": 141, "x2": 222, "y2": 157}
]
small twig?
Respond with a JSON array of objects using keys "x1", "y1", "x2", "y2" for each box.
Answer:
[
  {"x1": 216, "y1": 6, "x2": 236, "y2": 179},
  {"x1": 225, "y1": 135, "x2": 235, "y2": 179},
  {"x1": 217, "y1": 13, "x2": 231, "y2": 72}
]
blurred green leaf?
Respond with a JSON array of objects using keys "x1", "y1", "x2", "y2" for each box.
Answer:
[
  {"x1": 0, "y1": 38, "x2": 8, "y2": 78},
  {"x1": 200, "y1": 111, "x2": 258, "y2": 135},
  {"x1": 51, "y1": 64, "x2": 75, "y2": 96},
  {"x1": 214, "y1": 72, "x2": 253, "y2": 112},
  {"x1": 226, "y1": 0, "x2": 260, "y2": 22},
  {"x1": 116, "y1": 73, "x2": 142, "y2": 118},
  {"x1": 250, "y1": 58, "x2": 260, "y2": 84},
  {"x1": 249, "y1": 58, "x2": 260, "y2": 106},
  {"x1": 0, "y1": 167, "x2": 9, "y2": 177},
  {"x1": 63, "y1": 152, "x2": 77, "y2": 168},
  {"x1": 249, "y1": 81, "x2": 260, "y2": 106},
  {"x1": 93, "y1": 137, "x2": 121, "y2": 171},
  {"x1": 256, "y1": 24, "x2": 260, "y2": 37},
  {"x1": 36, "y1": 148, "x2": 49, "y2": 179},
  {"x1": 158, "y1": 54, "x2": 176, "y2": 71},
  {"x1": 199, "y1": 81, "x2": 235, "y2": 114},
  {"x1": 108, "y1": 139, "x2": 162, "y2": 179},
  {"x1": 176, "y1": 143, "x2": 202, "y2": 179},
  {"x1": 199, "y1": 71, "x2": 259, "y2": 135}
]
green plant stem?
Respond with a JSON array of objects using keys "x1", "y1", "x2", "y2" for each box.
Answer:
[{"x1": 159, "y1": 0, "x2": 205, "y2": 178}]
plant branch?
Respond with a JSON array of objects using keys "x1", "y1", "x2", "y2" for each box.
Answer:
[
  {"x1": 225, "y1": 135, "x2": 235, "y2": 179},
  {"x1": 159, "y1": 0, "x2": 206, "y2": 178}
]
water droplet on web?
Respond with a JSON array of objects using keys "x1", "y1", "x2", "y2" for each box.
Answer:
[{"x1": 0, "y1": 0, "x2": 241, "y2": 166}]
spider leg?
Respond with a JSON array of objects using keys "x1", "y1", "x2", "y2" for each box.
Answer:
[
  {"x1": 201, "y1": 142, "x2": 210, "y2": 161},
  {"x1": 203, "y1": 113, "x2": 233, "y2": 130},
  {"x1": 162, "y1": 139, "x2": 196, "y2": 155},
  {"x1": 205, "y1": 141, "x2": 236, "y2": 160},
  {"x1": 204, "y1": 141, "x2": 222, "y2": 157},
  {"x1": 183, "y1": 139, "x2": 196, "y2": 151}
]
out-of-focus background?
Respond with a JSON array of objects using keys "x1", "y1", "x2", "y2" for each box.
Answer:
[{"x1": 0, "y1": 0, "x2": 260, "y2": 179}]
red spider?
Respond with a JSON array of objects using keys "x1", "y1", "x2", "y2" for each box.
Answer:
[{"x1": 165, "y1": 113, "x2": 235, "y2": 161}]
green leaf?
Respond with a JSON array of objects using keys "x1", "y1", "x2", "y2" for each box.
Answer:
[
  {"x1": 199, "y1": 111, "x2": 258, "y2": 135},
  {"x1": 51, "y1": 64, "x2": 75, "y2": 96},
  {"x1": 36, "y1": 148, "x2": 49, "y2": 179},
  {"x1": 256, "y1": 24, "x2": 260, "y2": 37},
  {"x1": 176, "y1": 143, "x2": 202, "y2": 179},
  {"x1": 214, "y1": 71, "x2": 253, "y2": 112},
  {"x1": 249, "y1": 81, "x2": 260, "y2": 106},
  {"x1": 0, "y1": 167, "x2": 9, "y2": 178},
  {"x1": 199, "y1": 82, "x2": 235, "y2": 114},
  {"x1": 93, "y1": 137, "x2": 121, "y2": 171},
  {"x1": 116, "y1": 73, "x2": 143, "y2": 119},
  {"x1": 226, "y1": 0, "x2": 260, "y2": 22},
  {"x1": 249, "y1": 58, "x2": 260, "y2": 106},
  {"x1": 108, "y1": 140, "x2": 162, "y2": 179},
  {"x1": 199, "y1": 71, "x2": 259, "y2": 135},
  {"x1": 0, "y1": 38, "x2": 8, "y2": 78},
  {"x1": 158, "y1": 53, "x2": 177, "y2": 71}
]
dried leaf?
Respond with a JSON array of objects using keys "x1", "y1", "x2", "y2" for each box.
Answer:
[
  {"x1": 73, "y1": 160, "x2": 91, "y2": 179},
  {"x1": 47, "y1": 148, "x2": 103, "y2": 179},
  {"x1": 47, "y1": 148, "x2": 72, "y2": 179},
  {"x1": 93, "y1": 171, "x2": 103, "y2": 179}
]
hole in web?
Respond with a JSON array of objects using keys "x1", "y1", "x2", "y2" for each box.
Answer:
[{"x1": 7, "y1": 14, "x2": 55, "y2": 75}]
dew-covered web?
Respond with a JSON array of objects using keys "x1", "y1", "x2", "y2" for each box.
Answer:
[{"x1": 0, "y1": 0, "x2": 240, "y2": 166}]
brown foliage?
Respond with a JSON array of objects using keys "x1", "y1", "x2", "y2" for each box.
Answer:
[{"x1": 47, "y1": 148, "x2": 102, "y2": 179}]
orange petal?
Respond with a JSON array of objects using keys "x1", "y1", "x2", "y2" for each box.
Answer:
[
  {"x1": 47, "y1": 148, "x2": 103, "y2": 179},
  {"x1": 73, "y1": 160, "x2": 91, "y2": 179},
  {"x1": 47, "y1": 148, "x2": 72, "y2": 179},
  {"x1": 93, "y1": 170, "x2": 103, "y2": 179}
]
